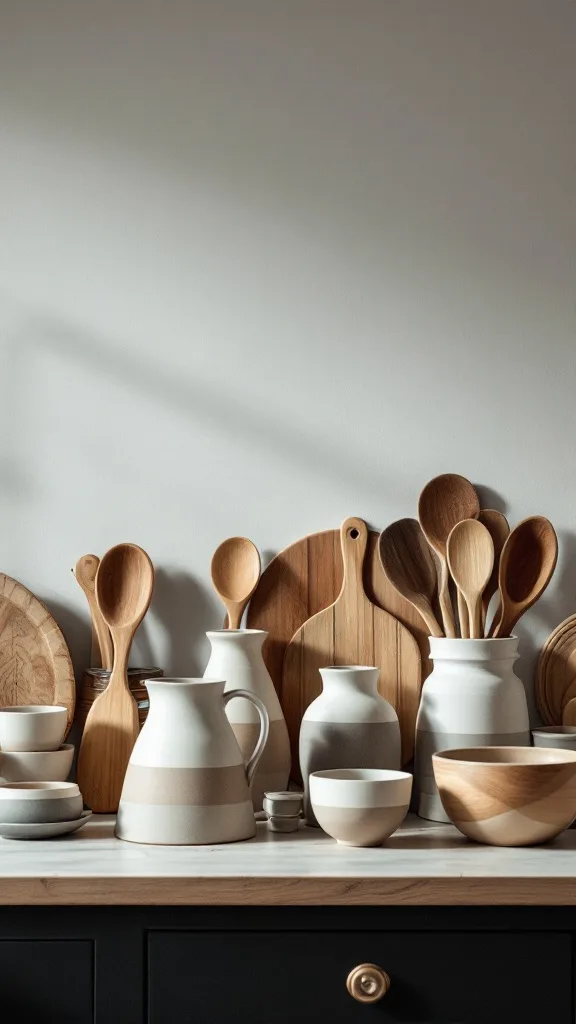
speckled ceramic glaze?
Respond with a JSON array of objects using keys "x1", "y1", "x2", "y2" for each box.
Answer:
[
  {"x1": 0, "y1": 781, "x2": 82, "y2": 823},
  {"x1": 299, "y1": 666, "x2": 401, "y2": 825}
]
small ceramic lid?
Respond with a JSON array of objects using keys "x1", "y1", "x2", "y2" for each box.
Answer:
[{"x1": 264, "y1": 791, "x2": 303, "y2": 802}]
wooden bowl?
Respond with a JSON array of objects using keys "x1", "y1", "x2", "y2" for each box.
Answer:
[{"x1": 432, "y1": 747, "x2": 576, "y2": 847}]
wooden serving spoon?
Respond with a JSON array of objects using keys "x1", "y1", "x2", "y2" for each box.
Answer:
[
  {"x1": 418, "y1": 474, "x2": 480, "y2": 639},
  {"x1": 491, "y1": 516, "x2": 557, "y2": 639},
  {"x1": 73, "y1": 554, "x2": 113, "y2": 670},
  {"x1": 378, "y1": 518, "x2": 443, "y2": 638},
  {"x1": 478, "y1": 510, "x2": 510, "y2": 634},
  {"x1": 211, "y1": 537, "x2": 261, "y2": 629},
  {"x1": 447, "y1": 519, "x2": 494, "y2": 639},
  {"x1": 77, "y1": 543, "x2": 155, "y2": 812}
]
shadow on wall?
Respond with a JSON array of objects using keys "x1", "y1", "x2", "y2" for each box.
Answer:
[
  {"x1": 152, "y1": 567, "x2": 215, "y2": 676},
  {"x1": 2, "y1": 309, "x2": 412, "y2": 506}
]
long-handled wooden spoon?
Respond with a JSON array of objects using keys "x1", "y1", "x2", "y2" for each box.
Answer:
[
  {"x1": 418, "y1": 474, "x2": 480, "y2": 638},
  {"x1": 211, "y1": 536, "x2": 261, "y2": 629},
  {"x1": 378, "y1": 518, "x2": 443, "y2": 638},
  {"x1": 78, "y1": 543, "x2": 155, "y2": 812},
  {"x1": 73, "y1": 555, "x2": 113, "y2": 670},
  {"x1": 447, "y1": 519, "x2": 494, "y2": 639},
  {"x1": 491, "y1": 516, "x2": 557, "y2": 639},
  {"x1": 478, "y1": 510, "x2": 510, "y2": 634}
]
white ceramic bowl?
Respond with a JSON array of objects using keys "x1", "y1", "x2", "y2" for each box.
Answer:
[
  {"x1": 0, "y1": 705, "x2": 68, "y2": 752},
  {"x1": 0, "y1": 782, "x2": 83, "y2": 824},
  {"x1": 0, "y1": 744, "x2": 74, "y2": 783},
  {"x1": 309, "y1": 768, "x2": 412, "y2": 847}
]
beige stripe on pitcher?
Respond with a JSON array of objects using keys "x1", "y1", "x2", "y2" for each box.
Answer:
[{"x1": 121, "y1": 763, "x2": 249, "y2": 806}]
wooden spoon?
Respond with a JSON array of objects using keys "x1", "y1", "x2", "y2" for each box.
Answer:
[
  {"x1": 378, "y1": 518, "x2": 443, "y2": 638},
  {"x1": 492, "y1": 516, "x2": 558, "y2": 639},
  {"x1": 78, "y1": 543, "x2": 155, "y2": 812},
  {"x1": 478, "y1": 510, "x2": 510, "y2": 634},
  {"x1": 211, "y1": 537, "x2": 261, "y2": 629},
  {"x1": 447, "y1": 519, "x2": 494, "y2": 639},
  {"x1": 73, "y1": 555, "x2": 113, "y2": 670},
  {"x1": 418, "y1": 474, "x2": 480, "y2": 639}
]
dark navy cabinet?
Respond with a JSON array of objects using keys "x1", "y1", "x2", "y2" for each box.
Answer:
[{"x1": 0, "y1": 906, "x2": 572, "y2": 1023}]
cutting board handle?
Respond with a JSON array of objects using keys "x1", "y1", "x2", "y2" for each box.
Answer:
[{"x1": 339, "y1": 517, "x2": 368, "y2": 596}]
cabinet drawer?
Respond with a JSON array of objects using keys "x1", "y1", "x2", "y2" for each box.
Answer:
[
  {"x1": 147, "y1": 929, "x2": 569, "y2": 1024},
  {"x1": 0, "y1": 940, "x2": 93, "y2": 1022},
  {"x1": 148, "y1": 929, "x2": 571, "y2": 1023}
]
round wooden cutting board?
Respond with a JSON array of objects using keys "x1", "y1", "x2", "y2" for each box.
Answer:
[{"x1": 0, "y1": 573, "x2": 75, "y2": 732}]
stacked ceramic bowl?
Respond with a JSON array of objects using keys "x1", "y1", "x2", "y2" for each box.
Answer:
[{"x1": 0, "y1": 706, "x2": 91, "y2": 839}]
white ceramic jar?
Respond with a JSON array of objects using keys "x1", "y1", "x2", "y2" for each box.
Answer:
[
  {"x1": 415, "y1": 637, "x2": 530, "y2": 822},
  {"x1": 299, "y1": 666, "x2": 401, "y2": 826},
  {"x1": 204, "y1": 630, "x2": 291, "y2": 810}
]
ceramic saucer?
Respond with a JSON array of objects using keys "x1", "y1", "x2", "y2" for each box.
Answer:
[{"x1": 0, "y1": 809, "x2": 92, "y2": 840}]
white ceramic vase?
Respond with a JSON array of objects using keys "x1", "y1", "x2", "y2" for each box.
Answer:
[
  {"x1": 415, "y1": 637, "x2": 530, "y2": 822},
  {"x1": 204, "y1": 630, "x2": 291, "y2": 811},
  {"x1": 299, "y1": 666, "x2": 401, "y2": 826},
  {"x1": 115, "y1": 678, "x2": 269, "y2": 845}
]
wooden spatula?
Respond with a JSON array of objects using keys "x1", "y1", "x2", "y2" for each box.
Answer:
[
  {"x1": 77, "y1": 543, "x2": 154, "y2": 812},
  {"x1": 282, "y1": 517, "x2": 421, "y2": 768}
]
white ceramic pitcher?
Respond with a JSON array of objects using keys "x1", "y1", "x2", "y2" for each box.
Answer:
[
  {"x1": 204, "y1": 630, "x2": 291, "y2": 810},
  {"x1": 115, "y1": 678, "x2": 269, "y2": 845}
]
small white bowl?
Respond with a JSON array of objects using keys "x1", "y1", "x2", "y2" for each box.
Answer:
[
  {"x1": 309, "y1": 768, "x2": 412, "y2": 847},
  {"x1": 0, "y1": 781, "x2": 83, "y2": 824},
  {"x1": 0, "y1": 744, "x2": 74, "y2": 783},
  {"x1": 0, "y1": 705, "x2": 68, "y2": 752}
]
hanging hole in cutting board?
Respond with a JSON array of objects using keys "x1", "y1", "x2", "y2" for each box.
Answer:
[{"x1": 349, "y1": 528, "x2": 360, "y2": 539}]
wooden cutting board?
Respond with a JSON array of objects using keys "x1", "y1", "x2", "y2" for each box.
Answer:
[
  {"x1": 0, "y1": 573, "x2": 75, "y2": 731},
  {"x1": 281, "y1": 518, "x2": 422, "y2": 774},
  {"x1": 535, "y1": 614, "x2": 576, "y2": 724},
  {"x1": 247, "y1": 526, "x2": 431, "y2": 692}
]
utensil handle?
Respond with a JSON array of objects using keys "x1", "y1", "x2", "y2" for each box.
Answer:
[
  {"x1": 457, "y1": 592, "x2": 469, "y2": 639},
  {"x1": 339, "y1": 517, "x2": 368, "y2": 594},
  {"x1": 438, "y1": 560, "x2": 456, "y2": 638},
  {"x1": 223, "y1": 690, "x2": 270, "y2": 787}
]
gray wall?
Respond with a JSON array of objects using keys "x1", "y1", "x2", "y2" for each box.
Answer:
[{"x1": 0, "y1": 1, "x2": 574, "y2": 718}]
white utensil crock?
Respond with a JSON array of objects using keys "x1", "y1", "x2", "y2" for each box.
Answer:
[
  {"x1": 204, "y1": 630, "x2": 291, "y2": 810},
  {"x1": 299, "y1": 666, "x2": 401, "y2": 825},
  {"x1": 115, "y1": 678, "x2": 269, "y2": 845},
  {"x1": 415, "y1": 637, "x2": 530, "y2": 822}
]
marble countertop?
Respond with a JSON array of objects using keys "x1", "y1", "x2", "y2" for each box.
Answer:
[{"x1": 0, "y1": 814, "x2": 575, "y2": 905}]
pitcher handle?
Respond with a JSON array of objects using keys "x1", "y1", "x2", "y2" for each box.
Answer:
[{"x1": 223, "y1": 689, "x2": 270, "y2": 787}]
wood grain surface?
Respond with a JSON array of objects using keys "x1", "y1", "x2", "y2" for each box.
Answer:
[
  {"x1": 78, "y1": 544, "x2": 154, "y2": 813},
  {"x1": 535, "y1": 615, "x2": 576, "y2": 724},
  {"x1": 247, "y1": 526, "x2": 431, "y2": 696},
  {"x1": 281, "y1": 518, "x2": 421, "y2": 772},
  {"x1": 0, "y1": 573, "x2": 75, "y2": 730}
]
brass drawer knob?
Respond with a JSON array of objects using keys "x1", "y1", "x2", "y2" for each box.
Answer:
[{"x1": 346, "y1": 963, "x2": 391, "y2": 1004}]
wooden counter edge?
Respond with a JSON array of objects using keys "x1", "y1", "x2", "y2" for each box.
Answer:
[{"x1": 0, "y1": 875, "x2": 575, "y2": 905}]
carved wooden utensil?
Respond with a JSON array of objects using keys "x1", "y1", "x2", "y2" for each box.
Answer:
[
  {"x1": 491, "y1": 516, "x2": 557, "y2": 640},
  {"x1": 282, "y1": 517, "x2": 421, "y2": 771},
  {"x1": 211, "y1": 537, "x2": 261, "y2": 629},
  {"x1": 418, "y1": 474, "x2": 480, "y2": 639},
  {"x1": 73, "y1": 555, "x2": 113, "y2": 670},
  {"x1": 477, "y1": 510, "x2": 510, "y2": 634},
  {"x1": 447, "y1": 519, "x2": 494, "y2": 640},
  {"x1": 378, "y1": 518, "x2": 443, "y2": 638},
  {"x1": 78, "y1": 543, "x2": 154, "y2": 812}
]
